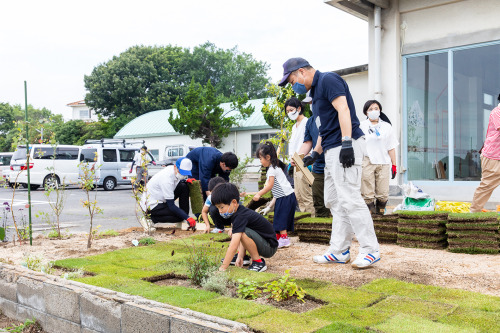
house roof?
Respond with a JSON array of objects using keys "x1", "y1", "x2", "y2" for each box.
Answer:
[
  {"x1": 114, "y1": 98, "x2": 272, "y2": 139},
  {"x1": 66, "y1": 100, "x2": 86, "y2": 107},
  {"x1": 324, "y1": 0, "x2": 389, "y2": 21}
]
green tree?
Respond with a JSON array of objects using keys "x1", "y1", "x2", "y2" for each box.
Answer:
[
  {"x1": 84, "y1": 42, "x2": 270, "y2": 120},
  {"x1": 169, "y1": 79, "x2": 254, "y2": 148}
]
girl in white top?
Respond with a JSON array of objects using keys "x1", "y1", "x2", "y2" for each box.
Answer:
[
  {"x1": 285, "y1": 97, "x2": 315, "y2": 217},
  {"x1": 253, "y1": 142, "x2": 297, "y2": 249},
  {"x1": 359, "y1": 100, "x2": 398, "y2": 215}
]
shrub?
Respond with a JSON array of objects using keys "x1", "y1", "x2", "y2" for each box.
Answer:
[
  {"x1": 236, "y1": 278, "x2": 262, "y2": 300},
  {"x1": 183, "y1": 240, "x2": 223, "y2": 286},
  {"x1": 201, "y1": 270, "x2": 230, "y2": 295}
]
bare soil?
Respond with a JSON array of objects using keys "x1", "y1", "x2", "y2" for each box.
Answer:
[
  {"x1": 0, "y1": 313, "x2": 45, "y2": 332},
  {"x1": 0, "y1": 229, "x2": 499, "y2": 297}
]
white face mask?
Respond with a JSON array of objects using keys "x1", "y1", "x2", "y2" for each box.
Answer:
[
  {"x1": 288, "y1": 110, "x2": 299, "y2": 121},
  {"x1": 367, "y1": 110, "x2": 380, "y2": 120},
  {"x1": 176, "y1": 172, "x2": 187, "y2": 180}
]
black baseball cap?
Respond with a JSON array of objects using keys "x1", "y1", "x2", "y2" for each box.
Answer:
[{"x1": 278, "y1": 57, "x2": 310, "y2": 86}]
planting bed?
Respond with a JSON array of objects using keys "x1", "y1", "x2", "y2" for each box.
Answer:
[
  {"x1": 49, "y1": 232, "x2": 500, "y2": 333},
  {"x1": 447, "y1": 212, "x2": 500, "y2": 254}
]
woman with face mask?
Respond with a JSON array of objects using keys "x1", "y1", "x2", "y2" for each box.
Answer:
[
  {"x1": 285, "y1": 97, "x2": 315, "y2": 217},
  {"x1": 359, "y1": 100, "x2": 398, "y2": 215}
]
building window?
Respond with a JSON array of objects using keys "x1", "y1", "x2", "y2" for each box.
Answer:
[
  {"x1": 80, "y1": 109, "x2": 90, "y2": 119},
  {"x1": 251, "y1": 133, "x2": 279, "y2": 157},
  {"x1": 404, "y1": 42, "x2": 500, "y2": 182},
  {"x1": 149, "y1": 149, "x2": 159, "y2": 161}
]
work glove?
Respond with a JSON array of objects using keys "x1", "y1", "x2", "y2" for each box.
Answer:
[
  {"x1": 391, "y1": 165, "x2": 397, "y2": 179},
  {"x1": 186, "y1": 217, "x2": 197, "y2": 229},
  {"x1": 186, "y1": 178, "x2": 196, "y2": 184},
  {"x1": 339, "y1": 140, "x2": 355, "y2": 168},
  {"x1": 303, "y1": 151, "x2": 319, "y2": 167},
  {"x1": 152, "y1": 161, "x2": 157, "y2": 166},
  {"x1": 260, "y1": 206, "x2": 272, "y2": 216}
]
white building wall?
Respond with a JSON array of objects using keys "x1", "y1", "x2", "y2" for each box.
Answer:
[
  {"x1": 70, "y1": 105, "x2": 100, "y2": 122},
  {"x1": 366, "y1": 0, "x2": 500, "y2": 202},
  {"x1": 343, "y1": 71, "x2": 370, "y2": 122}
]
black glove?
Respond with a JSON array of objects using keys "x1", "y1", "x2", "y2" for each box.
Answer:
[
  {"x1": 339, "y1": 140, "x2": 355, "y2": 168},
  {"x1": 303, "y1": 151, "x2": 319, "y2": 167}
]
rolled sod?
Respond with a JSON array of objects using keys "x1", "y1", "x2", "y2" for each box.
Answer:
[
  {"x1": 446, "y1": 223, "x2": 499, "y2": 231},
  {"x1": 397, "y1": 240, "x2": 447, "y2": 249},
  {"x1": 447, "y1": 230, "x2": 499, "y2": 240},
  {"x1": 398, "y1": 227, "x2": 446, "y2": 234},
  {"x1": 398, "y1": 211, "x2": 449, "y2": 220},
  {"x1": 372, "y1": 214, "x2": 399, "y2": 222},
  {"x1": 447, "y1": 245, "x2": 499, "y2": 254},
  {"x1": 246, "y1": 197, "x2": 270, "y2": 211},
  {"x1": 187, "y1": 180, "x2": 204, "y2": 215},
  {"x1": 397, "y1": 233, "x2": 447, "y2": 242},
  {"x1": 448, "y1": 212, "x2": 498, "y2": 222},
  {"x1": 447, "y1": 238, "x2": 499, "y2": 246},
  {"x1": 294, "y1": 212, "x2": 312, "y2": 221},
  {"x1": 296, "y1": 217, "x2": 332, "y2": 224}
]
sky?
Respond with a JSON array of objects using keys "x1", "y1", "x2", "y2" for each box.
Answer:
[{"x1": 0, "y1": 0, "x2": 367, "y2": 119}]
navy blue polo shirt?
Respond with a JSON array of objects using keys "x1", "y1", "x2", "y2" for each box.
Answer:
[
  {"x1": 303, "y1": 116, "x2": 325, "y2": 174},
  {"x1": 310, "y1": 70, "x2": 364, "y2": 152}
]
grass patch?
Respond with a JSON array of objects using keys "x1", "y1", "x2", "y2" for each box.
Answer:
[
  {"x1": 298, "y1": 217, "x2": 332, "y2": 224},
  {"x1": 307, "y1": 304, "x2": 394, "y2": 327},
  {"x1": 438, "y1": 307, "x2": 500, "y2": 332},
  {"x1": 398, "y1": 211, "x2": 448, "y2": 219},
  {"x1": 369, "y1": 295, "x2": 456, "y2": 320},
  {"x1": 226, "y1": 266, "x2": 277, "y2": 283},
  {"x1": 241, "y1": 309, "x2": 330, "y2": 333},
  {"x1": 97, "y1": 229, "x2": 119, "y2": 237},
  {"x1": 314, "y1": 322, "x2": 369, "y2": 333},
  {"x1": 306, "y1": 284, "x2": 384, "y2": 308},
  {"x1": 374, "y1": 314, "x2": 475, "y2": 333},
  {"x1": 190, "y1": 296, "x2": 273, "y2": 320},
  {"x1": 448, "y1": 212, "x2": 499, "y2": 221}
]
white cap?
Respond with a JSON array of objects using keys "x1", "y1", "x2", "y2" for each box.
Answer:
[{"x1": 175, "y1": 157, "x2": 192, "y2": 176}]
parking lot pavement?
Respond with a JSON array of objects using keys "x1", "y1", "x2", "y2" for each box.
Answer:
[{"x1": 0, "y1": 185, "x2": 139, "y2": 234}]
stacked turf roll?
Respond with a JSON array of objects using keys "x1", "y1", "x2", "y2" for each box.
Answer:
[
  {"x1": 295, "y1": 217, "x2": 331, "y2": 244},
  {"x1": 258, "y1": 166, "x2": 267, "y2": 191},
  {"x1": 397, "y1": 211, "x2": 448, "y2": 249},
  {"x1": 447, "y1": 212, "x2": 499, "y2": 254},
  {"x1": 372, "y1": 214, "x2": 398, "y2": 243}
]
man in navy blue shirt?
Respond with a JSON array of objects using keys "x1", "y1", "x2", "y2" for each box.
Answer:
[
  {"x1": 186, "y1": 147, "x2": 239, "y2": 199},
  {"x1": 299, "y1": 94, "x2": 330, "y2": 217},
  {"x1": 279, "y1": 57, "x2": 380, "y2": 269}
]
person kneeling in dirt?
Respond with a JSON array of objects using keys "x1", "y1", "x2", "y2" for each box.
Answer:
[
  {"x1": 140, "y1": 157, "x2": 197, "y2": 230},
  {"x1": 200, "y1": 176, "x2": 227, "y2": 233},
  {"x1": 214, "y1": 183, "x2": 278, "y2": 273}
]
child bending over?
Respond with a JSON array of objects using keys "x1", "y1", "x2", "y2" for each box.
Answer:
[
  {"x1": 201, "y1": 176, "x2": 227, "y2": 233},
  {"x1": 214, "y1": 182, "x2": 278, "y2": 272},
  {"x1": 254, "y1": 142, "x2": 297, "y2": 248}
]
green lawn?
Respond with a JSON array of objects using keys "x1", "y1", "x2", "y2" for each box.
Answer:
[{"x1": 54, "y1": 233, "x2": 500, "y2": 332}]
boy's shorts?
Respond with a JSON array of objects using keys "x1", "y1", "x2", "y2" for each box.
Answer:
[{"x1": 244, "y1": 228, "x2": 277, "y2": 258}]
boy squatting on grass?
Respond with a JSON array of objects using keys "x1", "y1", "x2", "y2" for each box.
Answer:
[{"x1": 214, "y1": 182, "x2": 278, "y2": 273}]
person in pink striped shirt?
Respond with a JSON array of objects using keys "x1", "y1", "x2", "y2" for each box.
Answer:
[{"x1": 471, "y1": 93, "x2": 500, "y2": 212}]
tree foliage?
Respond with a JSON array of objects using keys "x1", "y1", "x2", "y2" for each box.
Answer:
[
  {"x1": 53, "y1": 117, "x2": 127, "y2": 146},
  {"x1": 260, "y1": 84, "x2": 310, "y2": 161},
  {"x1": 84, "y1": 42, "x2": 270, "y2": 120},
  {"x1": 0, "y1": 103, "x2": 64, "y2": 152},
  {"x1": 169, "y1": 79, "x2": 254, "y2": 148}
]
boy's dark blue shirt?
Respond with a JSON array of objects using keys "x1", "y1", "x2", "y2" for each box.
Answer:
[
  {"x1": 303, "y1": 116, "x2": 325, "y2": 174},
  {"x1": 186, "y1": 147, "x2": 230, "y2": 193},
  {"x1": 310, "y1": 70, "x2": 364, "y2": 152},
  {"x1": 231, "y1": 205, "x2": 278, "y2": 248}
]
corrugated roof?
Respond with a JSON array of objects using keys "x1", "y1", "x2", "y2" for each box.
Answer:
[
  {"x1": 66, "y1": 100, "x2": 86, "y2": 106},
  {"x1": 114, "y1": 98, "x2": 272, "y2": 139}
]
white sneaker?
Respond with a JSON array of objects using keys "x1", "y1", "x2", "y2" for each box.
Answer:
[
  {"x1": 313, "y1": 249, "x2": 350, "y2": 264},
  {"x1": 210, "y1": 228, "x2": 224, "y2": 233},
  {"x1": 351, "y1": 252, "x2": 380, "y2": 269}
]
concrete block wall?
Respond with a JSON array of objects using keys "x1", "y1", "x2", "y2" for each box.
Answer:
[{"x1": 0, "y1": 264, "x2": 248, "y2": 333}]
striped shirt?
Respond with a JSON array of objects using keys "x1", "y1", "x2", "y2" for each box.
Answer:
[{"x1": 267, "y1": 166, "x2": 294, "y2": 198}]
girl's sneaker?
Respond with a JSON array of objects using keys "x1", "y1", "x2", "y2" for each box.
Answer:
[
  {"x1": 248, "y1": 258, "x2": 267, "y2": 272},
  {"x1": 278, "y1": 237, "x2": 291, "y2": 248},
  {"x1": 313, "y1": 249, "x2": 350, "y2": 264},
  {"x1": 210, "y1": 228, "x2": 224, "y2": 233},
  {"x1": 351, "y1": 252, "x2": 380, "y2": 269}
]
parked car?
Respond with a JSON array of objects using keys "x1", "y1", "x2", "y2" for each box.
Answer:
[
  {"x1": 9, "y1": 145, "x2": 82, "y2": 190},
  {"x1": 163, "y1": 145, "x2": 196, "y2": 164},
  {"x1": 0, "y1": 152, "x2": 13, "y2": 184},
  {"x1": 80, "y1": 139, "x2": 147, "y2": 191}
]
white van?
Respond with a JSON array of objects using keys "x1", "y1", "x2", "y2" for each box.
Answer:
[
  {"x1": 0, "y1": 152, "x2": 13, "y2": 184},
  {"x1": 9, "y1": 145, "x2": 82, "y2": 190},
  {"x1": 80, "y1": 139, "x2": 146, "y2": 191}
]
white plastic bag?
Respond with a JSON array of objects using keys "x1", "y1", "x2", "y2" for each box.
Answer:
[{"x1": 400, "y1": 181, "x2": 430, "y2": 199}]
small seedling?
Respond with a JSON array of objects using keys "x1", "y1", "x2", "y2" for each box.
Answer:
[
  {"x1": 263, "y1": 269, "x2": 306, "y2": 302},
  {"x1": 236, "y1": 278, "x2": 262, "y2": 300}
]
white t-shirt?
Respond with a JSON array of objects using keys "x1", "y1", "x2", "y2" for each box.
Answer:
[
  {"x1": 267, "y1": 165, "x2": 294, "y2": 198},
  {"x1": 289, "y1": 117, "x2": 309, "y2": 158},
  {"x1": 140, "y1": 165, "x2": 181, "y2": 210},
  {"x1": 133, "y1": 151, "x2": 152, "y2": 168},
  {"x1": 360, "y1": 119, "x2": 398, "y2": 165},
  {"x1": 204, "y1": 194, "x2": 212, "y2": 207}
]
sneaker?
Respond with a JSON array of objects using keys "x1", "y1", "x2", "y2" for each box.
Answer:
[
  {"x1": 221, "y1": 254, "x2": 251, "y2": 266},
  {"x1": 351, "y1": 252, "x2": 380, "y2": 269},
  {"x1": 248, "y1": 258, "x2": 267, "y2": 272},
  {"x1": 313, "y1": 249, "x2": 350, "y2": 264},
  {"x1": 210, "y1": 228, "x2": 224, "y2": 234},
  {"x1": 278, "y1": 237, "x2": 291, "y2": 249}
]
